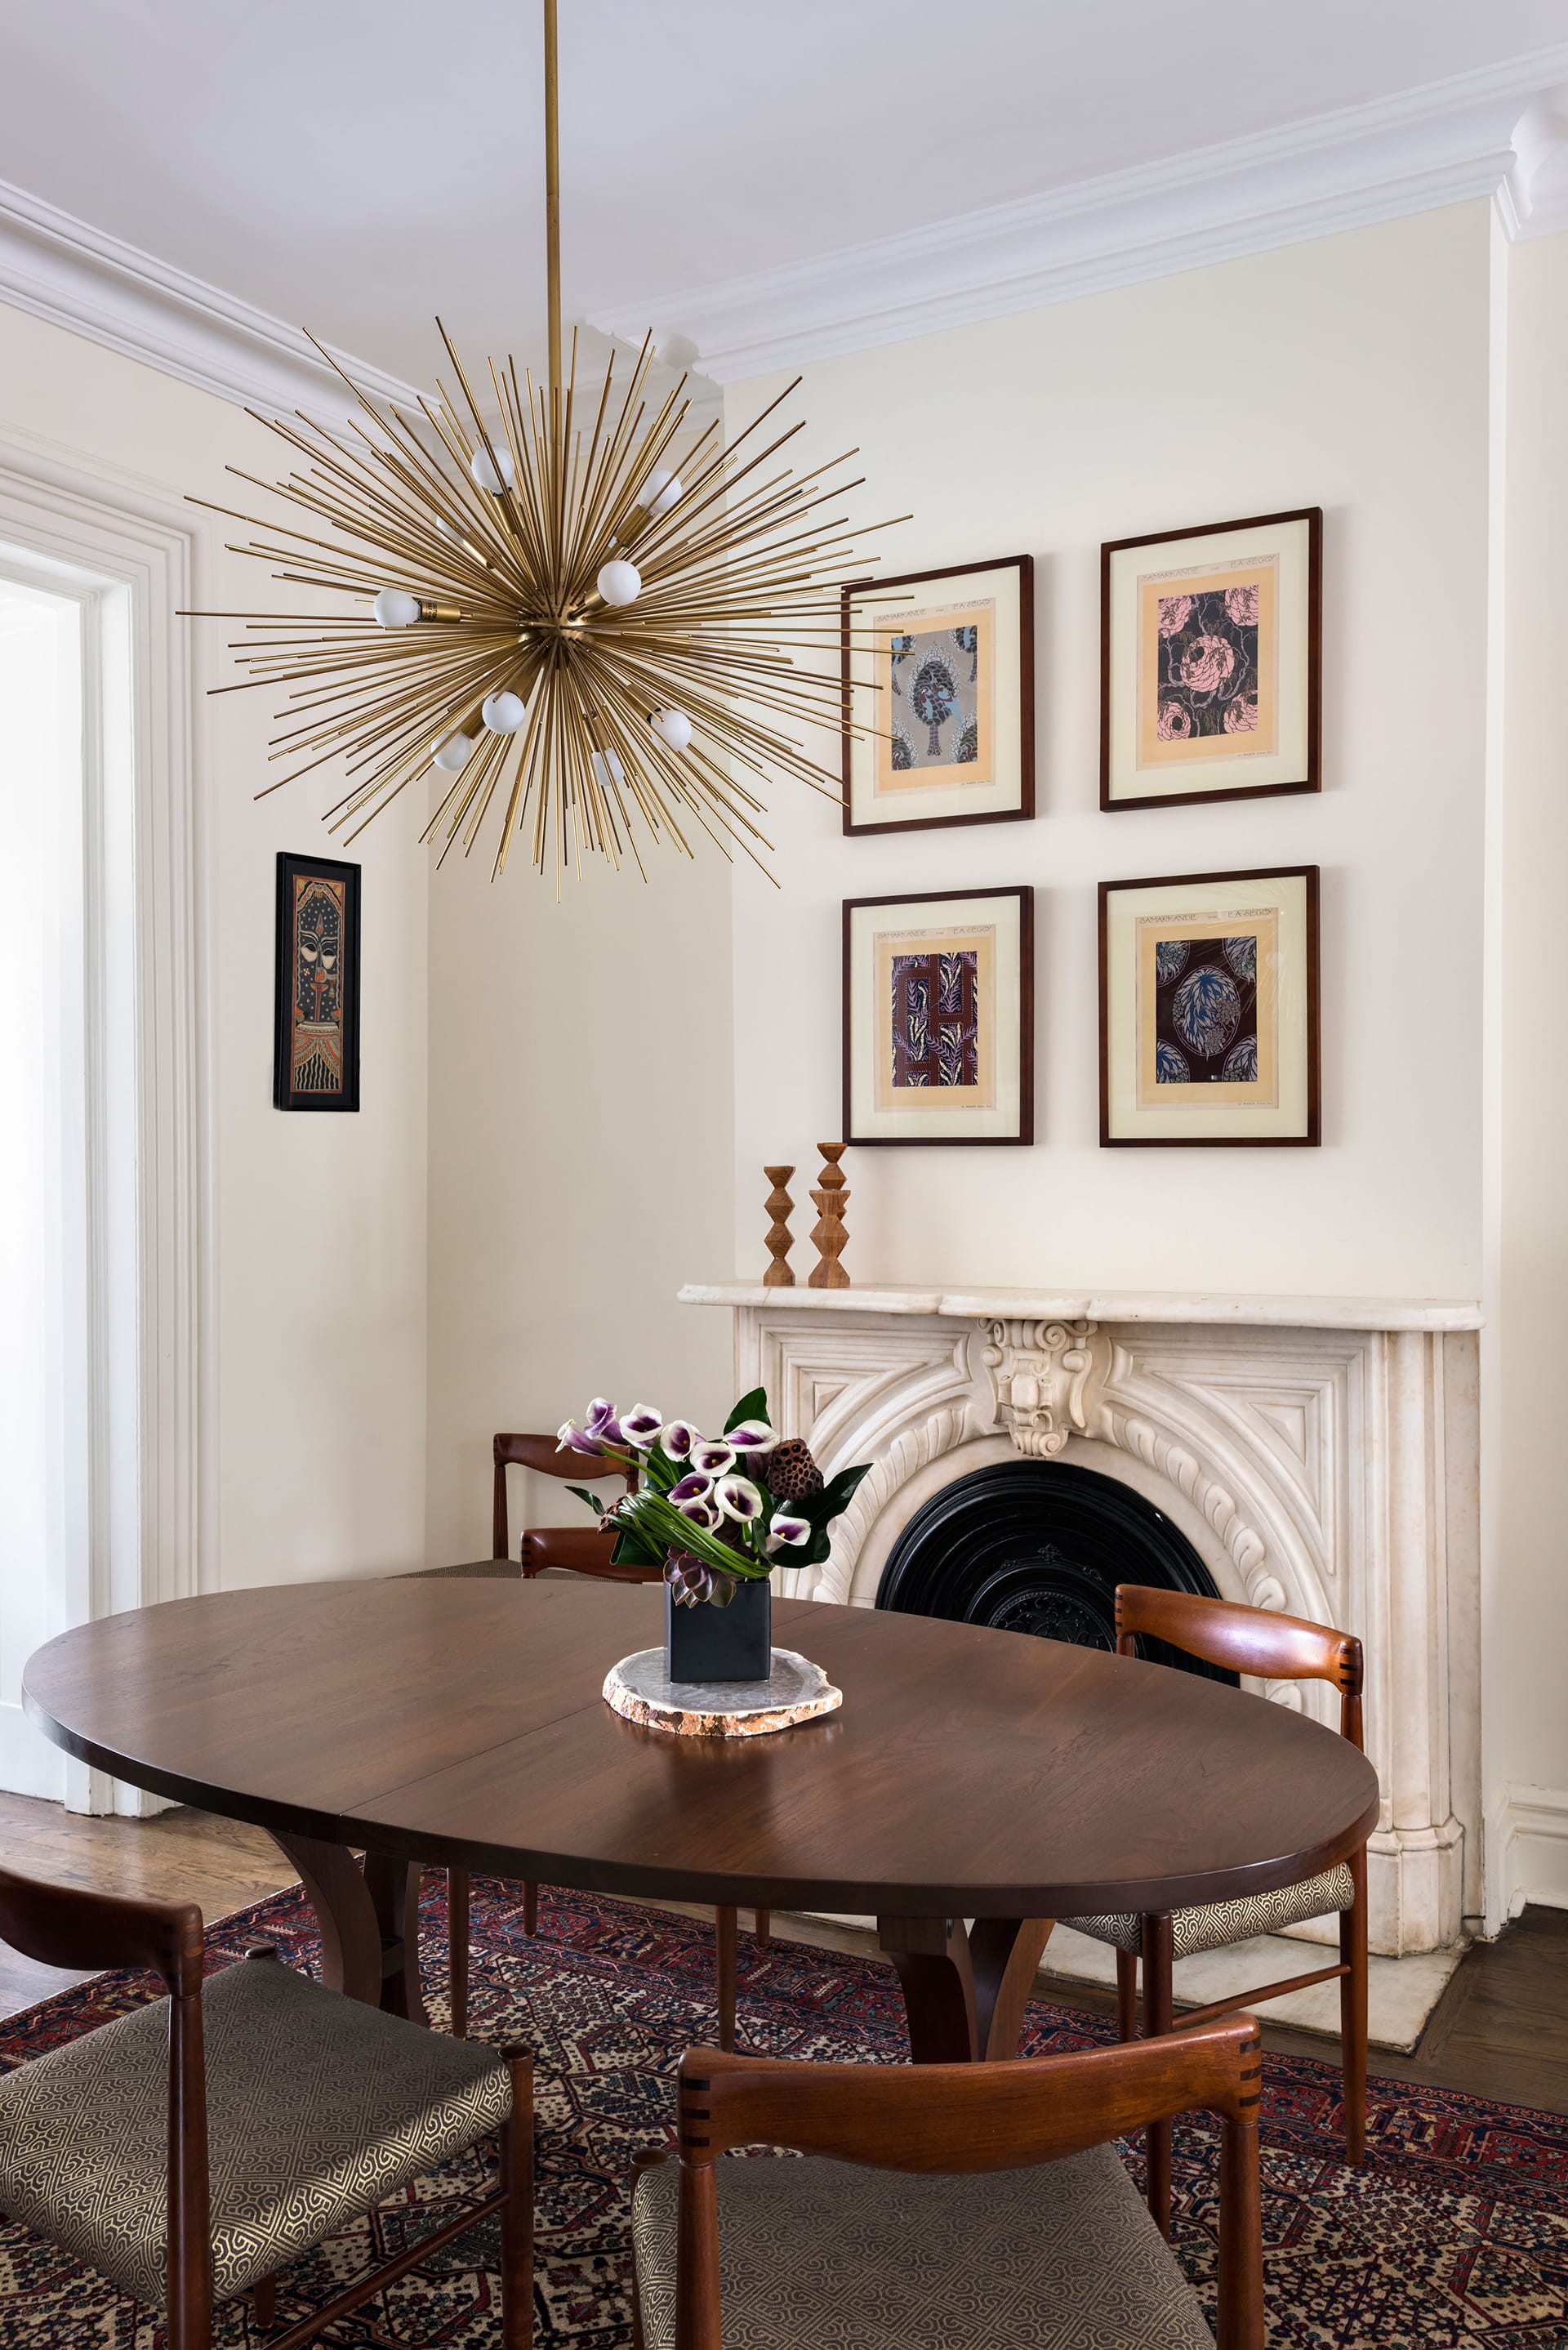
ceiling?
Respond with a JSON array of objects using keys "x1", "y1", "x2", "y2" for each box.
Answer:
[{"x1": 2, "y1": 0, "x2": 1567, "y2": 390}]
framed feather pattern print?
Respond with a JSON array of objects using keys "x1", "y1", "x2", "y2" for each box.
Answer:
[
  {"x1": 1098, "y1": 867, "x2": 1319, "y2": 1146},
  {"x1": 273, "y1": 851, "x2": 361, "y2": 1112},
  {"x1": 844, "y1": 885, "x2": 1033, "y2": 1145}
]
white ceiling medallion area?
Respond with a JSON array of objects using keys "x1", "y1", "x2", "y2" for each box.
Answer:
[
  {"x1": 591, "y1": 46, "x2": 1568, "y2": 382},
  {"x1": 0, "y1": 176, "x2": 421, "y2": 422}
]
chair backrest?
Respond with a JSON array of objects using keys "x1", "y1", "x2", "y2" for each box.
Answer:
[
  {"x1": 492, "y1": 1430, "x2": 635, "y2": 1561},
  {"x1": 1116, "y1": 1584, "x2": 1364, "y2": 1748},
  {"x1": 0, "y1": 1862, "x2": 215, "y2": 2321},
  {"x1": 664, "y1": 2018, "x2": 1263, "y2": 2350}
]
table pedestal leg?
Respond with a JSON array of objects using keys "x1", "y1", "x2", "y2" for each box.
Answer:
[
  {"x1": 877, "y1": 1916, "x2": 1054, "y2": 2063},
  {"x1": 272, "y1": 1835, "x2": 427, "y2": 2025}
]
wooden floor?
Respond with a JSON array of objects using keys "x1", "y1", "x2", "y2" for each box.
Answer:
[{"x1": 2, "y1": 1794, "x2": 1564, "y2": 2114}]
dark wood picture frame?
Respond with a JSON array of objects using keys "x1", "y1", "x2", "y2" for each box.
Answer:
[
  {"x1": 841, "y1": 554, "x2": 1035, "y2": 836},
  {"x1": 273, "y1": 850, "x2": 362, "y2": 1113},
  {"x1": 843, "y1": 884, "x2": 1035, "y2": 1147},
  {"x1": 1098, "y1": 864, "x2": 1320, "y2": 1148},
  {"x1": 1099, "y1": 507, "x2": 1321, "y2": 813}
]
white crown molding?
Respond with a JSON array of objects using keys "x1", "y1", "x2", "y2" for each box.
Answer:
[
  {"x1": 591, "y1": 44, "x2": 1568, "y2": 381},
  {"x1": 0, "y1": 176, "x2": 421, "y2": 421}
]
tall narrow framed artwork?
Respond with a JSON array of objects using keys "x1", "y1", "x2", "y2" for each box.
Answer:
[
  {"x1": 844, "y1": 885, "x2": 1033, "y2": 1146},
  {"x1": 842, "y1": 555, "x2": 1033, "y2": 835},
  {"x1": 1099, "y1": 867, "x2": 1319, "y2": 1147},
  {"x1": 1101, "y1": 508, "x2": 1321, "y2": 811},
  {"x1": 273, "y1": 851, "x2": 361, "y2": 1112}
]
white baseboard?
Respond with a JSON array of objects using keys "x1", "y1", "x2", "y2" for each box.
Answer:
[{"x1": 1487, "y1": 1782, "x2": 1568, "y2": 1931}]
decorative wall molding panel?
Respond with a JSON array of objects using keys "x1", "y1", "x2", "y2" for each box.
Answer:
[
  {"x1": 1488, "y1": 1782, "x2": 1568, "y2": 1933},
  {"x1": 0, "y1": 176, "x2": 421, "y2": 421},
  {"x1": 687, "y1": 1287, "x2": 1481, "y2": 1958},
  {"x1": 594, "y1": 47, "x2": 1568, "y2": 381}
]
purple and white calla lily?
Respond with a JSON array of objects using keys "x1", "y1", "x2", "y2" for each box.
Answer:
[
  {"x1": 691, "y1": 1438, "x2": 734, "y2": 1476},
  {"x1": 661, "y1": 1419, "x2": 698, "y2": 1460},
  {"x1": 726, "y1": 1418, "x2": 778, "y2": 1456},
  {"x1": 677, "y1": 1497, "x2": 722, "y2": 1532},
  {"x1": 767, "y1": 1514, "x2": 812, "y2": 1550},
  {"x1": 556, "y1": 1419, "x2": 604, "y2": 1456},
  {"x1": 620, "y1": 1403, "x2": 663, "y2": 1449},
  {"x1": 669, "y1": 1470, "x2": 714, "y2": 1504},
  {"x1": 714, "y1": 1474, "x2": 764, "y2": 1523}
]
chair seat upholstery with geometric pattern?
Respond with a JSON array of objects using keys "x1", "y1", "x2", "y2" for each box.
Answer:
[
  {"x1": 633, "y1": 2143, "x2": 1215, "y2": 2350},
  {"x1": 1067, "y1": 1861, "x2": 1356, "y2": 1960},
  {"x1": 0, "y1": 1949, "x2": 513, "y2": 2309}
]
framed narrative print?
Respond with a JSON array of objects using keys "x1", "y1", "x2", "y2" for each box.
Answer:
[
  {"x1": 844, "y1": 885, "x2": 1033, "y2": 1146},
  {"x1": 1101, "y1": 508, "x2": 1321, "y2": 810},
  {"x1": 1098, "y1": 867, "x2": 1319, "y2": 1148},
  {"x1": 273, "y1": 851, "x2": 361, "y2": 1112},
  {"x1": 842, "y1": 555, "x2": 1033, "y2": 834}
]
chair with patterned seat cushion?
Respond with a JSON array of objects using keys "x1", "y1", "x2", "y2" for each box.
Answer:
[
  {"x1": 1061, "y1": 1582, "x2": 1368, "y2": 2236},
  {"x1": 630, "y1": 2017, "x2": 1264, "y2": 2350},
  {"x1": 0, "y1": 1863, "x2": 532, "y2": 2350}
]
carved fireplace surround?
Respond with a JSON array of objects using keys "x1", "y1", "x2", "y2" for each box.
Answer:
[{"x1": 681, "y1": 1283, "x2": 1482, "y2": 1960}]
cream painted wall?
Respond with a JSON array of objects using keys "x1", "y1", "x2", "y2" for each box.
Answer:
[
  {"x1": 421, "y1": 851, "x2": 734, "y2": 1565},
  {"x1": 0, "y1": 301, "x2": 430, "y2": 1592},
  {"x1": 723, "y1": 205, "x2": 1492, "y2": 1302},
  {"x1": 1491, "y1": 226, "x2": 1568, "y2": 1913}
]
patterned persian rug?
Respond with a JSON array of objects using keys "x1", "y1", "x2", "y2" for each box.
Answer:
[{"x1": 1, "y1": 1873, "x2": 1565, "y2": 2347}]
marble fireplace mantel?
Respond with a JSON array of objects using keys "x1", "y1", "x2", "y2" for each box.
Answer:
[{"x1": 681, "y1": 1280, "x2": 1482, "y2": 1960}]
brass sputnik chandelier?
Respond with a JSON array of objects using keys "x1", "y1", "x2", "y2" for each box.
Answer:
[{"x1": 188, "y1": 0, "x2": 901, "y2": 882}]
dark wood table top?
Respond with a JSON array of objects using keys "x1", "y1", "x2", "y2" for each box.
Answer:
[{"x1": 24, "y1": 1581, "x2": 1378, "y2": 1920}]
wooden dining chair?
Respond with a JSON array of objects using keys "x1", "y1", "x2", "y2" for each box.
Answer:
[
  {"x1": 439, "y1": 1431, "x2": 769, "y2": 2051},
  {"x1": 630, "y1": 2017, "x2": 1265, "y2": 2350},
  {"x1": 1062, "y1": 1583, "x2": 1368, "y2": 2236},
  {"x1": 0, "y1": 1862, "x2": 532, "y2": 2350}
]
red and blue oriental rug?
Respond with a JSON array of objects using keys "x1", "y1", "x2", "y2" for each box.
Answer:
[{"x1": 1, "y1": 1874, "x2": 1565, "y2": 2345}]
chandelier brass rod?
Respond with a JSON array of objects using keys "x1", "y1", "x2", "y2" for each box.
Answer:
[{"x1": 544, "y1": 0, "x2": 562, "y2": 398}]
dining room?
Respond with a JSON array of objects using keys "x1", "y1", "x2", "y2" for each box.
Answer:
[{"x1": 2, "y1": 2, "x2": 1567, "y2": 2345}]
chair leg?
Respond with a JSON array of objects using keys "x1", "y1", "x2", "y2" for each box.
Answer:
[
  {"x1": 1340, "y1": 1841, "x2": 1368, "y2": 2165},
  {"x1": 251, "y1": 2275, "x2": 276, "y2": 2335},
  {"x1": 500, "y1": 2049, "x2": 534, "y2": 2348},
  {"x1": 1141, "y1": 1913, "x2": 1175, "y2": 2237},
  {"x1": 715, "y1": 1905, "x2": 738, "y2": 2053},
  {"x1": 448, "y1": 1867, "x2": 470, "y2": 2040},
  {"x1": 523, "y1": 1880, "x2": 538, "y2": 1937},
  {"x1": 1116, "y1": 1945, "x2": 1138, "y2": 2041},
  {"x1": 754, "y1": 1907, "x2": 771, "y2": 1950}
]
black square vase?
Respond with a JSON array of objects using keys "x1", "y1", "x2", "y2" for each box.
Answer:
[{"x1": 665, "y1": 1576, "x2": 773, "y2": 1683}]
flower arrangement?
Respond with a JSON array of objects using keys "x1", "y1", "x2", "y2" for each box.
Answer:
[{"x1": 557, "y1": 1387, "x2": 869, "y2": 1608}]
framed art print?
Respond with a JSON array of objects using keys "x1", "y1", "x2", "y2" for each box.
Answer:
[
  {"x1": 1098, "y1": 867, "x2": 1318, "y2": 1147},
  {"x1": 273, "y1": 851, "x2": 361, "y2": 1112},
  {"x1": 1101, "y1": 508, "x2": 1321, "y2": 810},
  {"x1": 844, "y1": 885, "x2": 1033, "y2": 1145},
  {"x1": 842, "y1": 555, "x2": 1033, "y2": 835}
]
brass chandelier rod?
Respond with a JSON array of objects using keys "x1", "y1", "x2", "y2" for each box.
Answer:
[{"x1": 543, "y1": 0, "x2": 563, "y2": 396}]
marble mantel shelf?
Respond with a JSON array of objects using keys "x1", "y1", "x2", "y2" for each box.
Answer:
[{"x1": 679, "y1": 1282, "x2": 1483, "y2": 1334}]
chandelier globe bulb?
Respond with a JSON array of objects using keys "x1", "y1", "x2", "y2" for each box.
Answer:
[
  {"x1": 648, "y1": 707, "x2": 692, "y2": 753},
  {"x1": 469, "y1": 444, "x2": 514, "y2": 495},
  {"x1": 372, "y1": 587, "x2": 421, "y2": 628},
  {"x1": 596, "y1": 558, "x2": 641, "y2": 607},
  {"x1": 482, "y1": 690, "x2": 528, "y2": 735},
  {"x1": 432, "y1": 729, "x2": 476, "y2": 772}
]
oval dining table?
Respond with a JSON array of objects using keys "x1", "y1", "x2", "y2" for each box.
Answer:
[{"x1": 23, "y1": 1577, "x2": 1379, "y2": 2071}]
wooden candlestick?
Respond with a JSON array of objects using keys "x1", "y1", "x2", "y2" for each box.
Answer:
[
  {"x1": 808, "y1": 1143, "x2": 850, "y2": 1289},
  {"x1": 763, "y1": 1166, "x2": 795, "y2": 1286}
]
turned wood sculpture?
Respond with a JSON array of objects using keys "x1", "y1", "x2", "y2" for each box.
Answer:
[
  {"x1": 763, "y1": 1166, "x2": 795, "y2": 1287},
  {"x1": 808, "y1": 1143, "x2": 850, "y2": 1289}
]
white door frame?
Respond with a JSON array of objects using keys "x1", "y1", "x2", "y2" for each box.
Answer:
[{"x1": 0, "y1": 435, "x2": 211, "y2": 1811}]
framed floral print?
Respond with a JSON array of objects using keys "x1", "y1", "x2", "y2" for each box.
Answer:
[
  {"x1": 1100, "y1": 508, "x2": 1321, "y2": 810},
  {"x1": 844, "y1": 885, "x2": 1033, "y2": 1146},
  {"x1": 273, "y1": 850, "x2": 361, "y2": 1112},
  {"x1": 842, "y1": 555, "x2": 1033, "y2": 834},
  {"x1": 1098, "y1": 867, "x2": 1319, "y2": 1147}
]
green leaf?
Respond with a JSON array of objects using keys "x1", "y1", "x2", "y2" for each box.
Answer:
[
  {"x1": 639, "y1": 1447, "x2": 679, "y2": 1496},
  {"x1": 814, "y1": 1461, "x2": 872, "y2": 1519},
  {"x1": 566, "y1": 1484, "x2": 608, "y2": 1518},
  {"x1": 610, "y1": 1520, "x2": 664, "y2": 1567},
  {"x1": 724, "y1": 1386, "x2": 770, "y2": 1434}
]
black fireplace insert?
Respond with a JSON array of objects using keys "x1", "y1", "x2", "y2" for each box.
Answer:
[{"x1": 875, "y1": 1458, "x2": 1236, "y2": 1683}]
